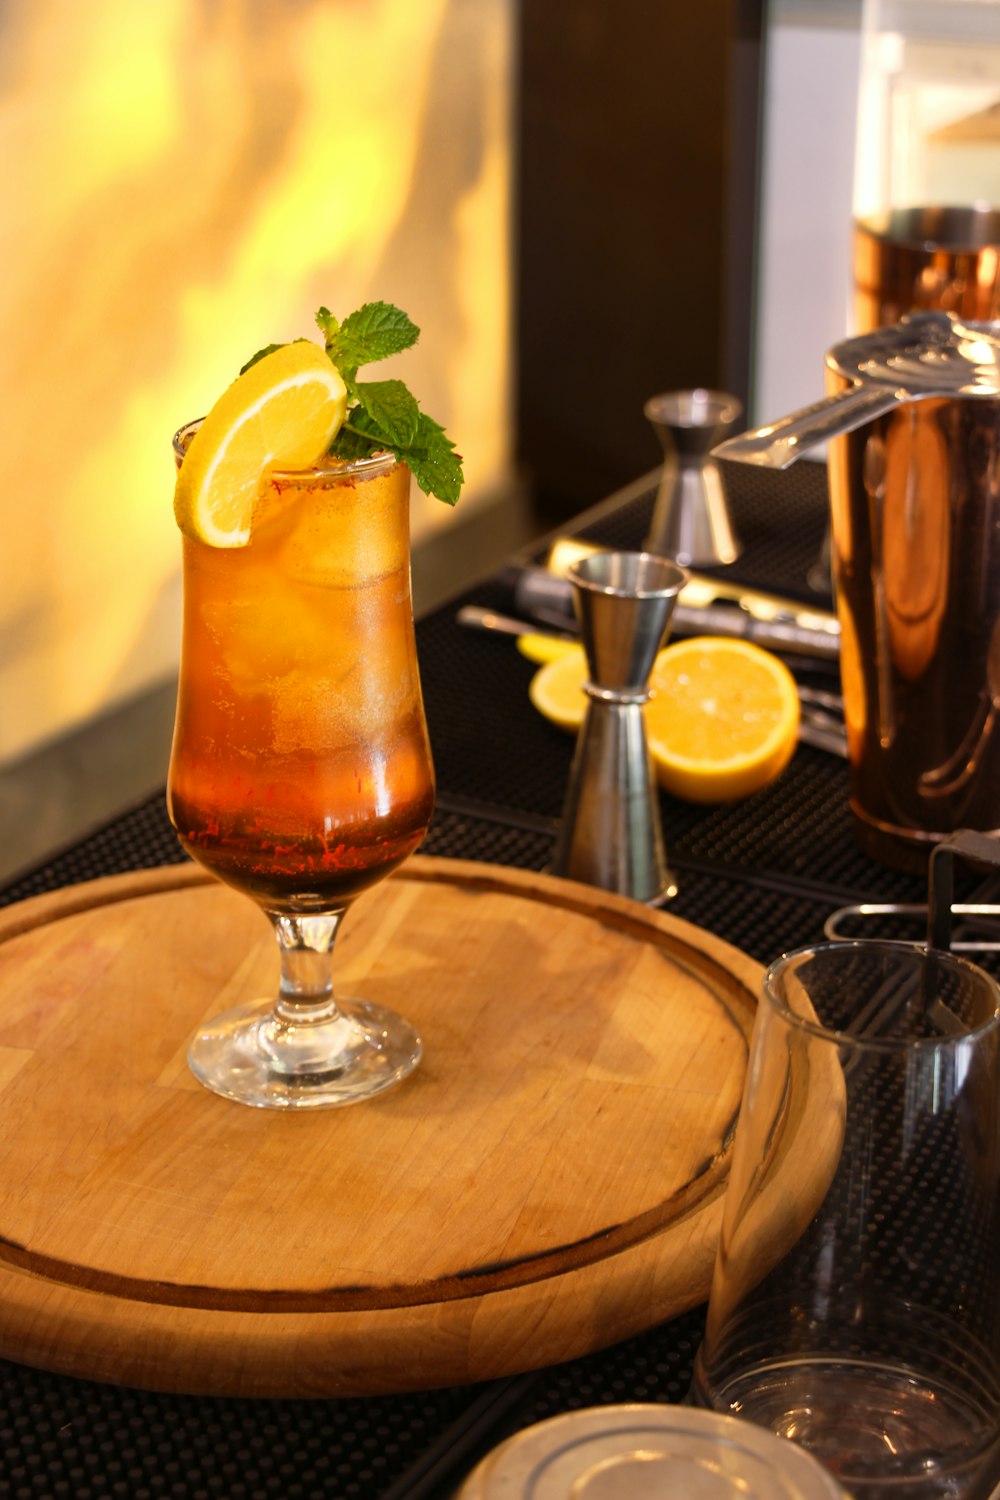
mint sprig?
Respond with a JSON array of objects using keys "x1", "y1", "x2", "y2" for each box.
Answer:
[
  {"x1": 241, "y1": 301, "x2": 464, "y2": 505},
  {"x1": 323, "y1": 301, "x2": 463, "y2": 506}
]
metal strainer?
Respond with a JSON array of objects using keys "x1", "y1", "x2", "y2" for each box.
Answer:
[{"x1": 716, "y1": 310, "x2": 1000, "y2": 469}]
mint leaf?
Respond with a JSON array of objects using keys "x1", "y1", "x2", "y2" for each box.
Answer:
[
  {"x1": 315, "y1": 306, "x2": 338, "y2": 343},
  {"x1": 353, "y1": 379, "x2": 420, "y2": 448},
  {"x1": 406, "y1": 413, "x2": 464, "y2": 507},
  {"x1": 330, "y1": 407, "x2": 463, "y2": 506},
  {"x1": 341, "y1": 302, "x2": 419, "y2": 359},
  {"x1": 330, "y1": 412, "x2": 384, "y2": 462},
  {"x1": 325, "y1": 301, "x2": 419, "y2": 381}
]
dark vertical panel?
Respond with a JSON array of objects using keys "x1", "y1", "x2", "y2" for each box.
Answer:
[
  {"x1": 721, "y1": 0, "x2": 766, "y2": 408},
  {"x1": 515, "y1": 0, "x2": 765, "y2": 521}
]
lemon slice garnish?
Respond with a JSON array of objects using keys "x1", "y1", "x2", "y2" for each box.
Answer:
[{"x1": 174, "y1": 342, "x2": 348, "y2": 547}]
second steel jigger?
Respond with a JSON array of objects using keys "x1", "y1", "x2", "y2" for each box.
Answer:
[
  {"x1": 550, "y1": 551, "x2": 687, "y2": 904},
  {"x1": 644, "y1": 389, "x2": 743, "y2": 567}
]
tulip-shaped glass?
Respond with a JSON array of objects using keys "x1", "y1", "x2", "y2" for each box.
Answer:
[{"x1": 168, "y1": 425, "x2": 434, "y2": 1108}]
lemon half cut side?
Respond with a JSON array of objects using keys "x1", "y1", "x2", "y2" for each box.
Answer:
[
  {"x1": 529, "y1": 636, "x2": 800, "y2": 804},
  {"x1": 173, "y1": 342, "x2": 349, "y2": 548},
  {"x1": 646, "y1": 637, "x2": 800, "y2": 803}
]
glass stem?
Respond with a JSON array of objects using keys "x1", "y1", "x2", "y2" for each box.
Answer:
[{"x1": 269, "y1": 910, "x2": 346, "y2": 1028}]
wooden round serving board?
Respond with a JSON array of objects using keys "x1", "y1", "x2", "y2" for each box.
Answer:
[{"x1": 0, "y1": 856, "x2": 762, "y2": 1398}]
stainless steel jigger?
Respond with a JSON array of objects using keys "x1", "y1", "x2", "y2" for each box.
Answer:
[
  {"x1": 644, "y1": 389, "x2": 742, "y2": 566},
  {"x1": 550, "y1": 551, "x2": 687, "y2": 904}
]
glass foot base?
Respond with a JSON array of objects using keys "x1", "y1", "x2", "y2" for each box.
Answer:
[{"x1": 188, "y1": 997, "x2": 422, "y2": 1109}]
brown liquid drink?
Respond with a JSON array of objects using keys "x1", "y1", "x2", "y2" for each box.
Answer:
[
  {"x1": 169, "y1": 445, "x2": 434, "y2": 913},
  {"x1": 168, "y1": 426, "x2": 436, "y2": 1108}
]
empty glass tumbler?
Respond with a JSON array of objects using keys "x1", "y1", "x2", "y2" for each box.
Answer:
[{"x1": 692, "y1": 939, "x2": 1000, "y2": 1498}]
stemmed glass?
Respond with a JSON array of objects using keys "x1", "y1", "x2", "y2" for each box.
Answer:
[{"x1": 167, "y1": 424, "x2": 434, "y2": 1108}]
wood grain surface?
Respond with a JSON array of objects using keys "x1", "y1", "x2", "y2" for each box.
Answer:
[{"x1": 0, "y1": 857, "x2": 762, "y2": 1397}]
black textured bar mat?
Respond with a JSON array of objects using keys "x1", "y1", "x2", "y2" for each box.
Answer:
[
  {"x1": 0, "y1": 794, "x2": 189, "y2": 911},
  {"x1": 0, "y1": 1363, "x2": 483, "y2": 1500}
]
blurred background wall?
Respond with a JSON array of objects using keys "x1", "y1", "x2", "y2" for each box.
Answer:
[{"x1": 0, "y1": 0, "x2": 513, "y2": 765}]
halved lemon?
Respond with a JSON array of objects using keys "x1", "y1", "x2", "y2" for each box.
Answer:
[
  {"x1": 528, "y1": 644, "x2": 587, "y2": 725},
  {"x1": 516, "y1": 633, "x2": 580, "y2": 665},
  {"x1": 529, "y1": 636, "x2": 800, "y2": 803},
  {"x1": 174, "y1": 341, "x2": 348, "y2": 547},
  {"x1": 646, "y1": 637, "x2": 800, "y2": 802}
]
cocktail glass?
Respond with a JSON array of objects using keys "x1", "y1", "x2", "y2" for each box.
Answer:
[{"x1": 167, "y1": 423, "x2": 434, "y2": 1108}]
